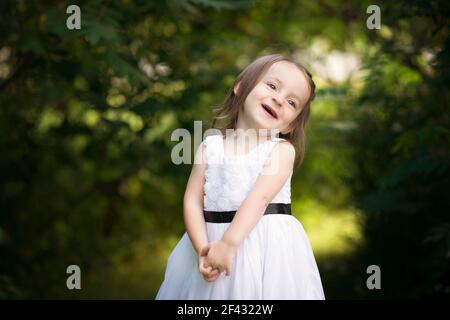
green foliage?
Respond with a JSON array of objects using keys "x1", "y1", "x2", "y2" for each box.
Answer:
[
  {"x1": 346, "y1": 0, "x2": 450, "y2": 298},
  {"x1": 0, "y1": 0, "x2": 449, "y2": 298}
]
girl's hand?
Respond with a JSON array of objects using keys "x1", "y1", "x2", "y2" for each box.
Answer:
[
  {"x1": 198, "y1": 246, "x2": 220, "y2": 282},
  {"x1": 203, "y1": 240, "x2": 237, "y2": 276}
]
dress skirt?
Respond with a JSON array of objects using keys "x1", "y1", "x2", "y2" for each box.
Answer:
[{"x1": 155, "y1": 214, "x2": 325, "y2": 300}]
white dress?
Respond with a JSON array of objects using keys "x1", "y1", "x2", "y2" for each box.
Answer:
[{"x1": 155, "y1": 134, "x2": 325, "y2": 300}]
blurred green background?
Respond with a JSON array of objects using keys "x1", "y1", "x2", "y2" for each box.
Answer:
[{"x1": 0, "y1": 0, "x2": 449, "y2": 299}]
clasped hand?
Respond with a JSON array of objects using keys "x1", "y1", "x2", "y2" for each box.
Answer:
[{"x1": 198, "y1": 239, "x2": 237, "y2": 282}]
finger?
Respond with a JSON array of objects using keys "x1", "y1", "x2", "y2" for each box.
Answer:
[
  {"x1": 199, "y1": 265, "x2": 207, "y2": 275},
  {"x1": 201, "y1": 263, "x2": 216, "y2": 274},
  {"x1": 200, "y1": 260, "x2": 212, "y2": 274},
  {"x1": 204, "y1": 271, "x2": 217, "y2": 282},
  {"x1": 207, "y1": 275, "x2": 220, "y2": 282},
  {"x1": 209, "y1": 269, "x2": 219, "y2": 278},
  {"x1": 211, "y1": 268, "x2": 220, "y2": 275},
  {"x1": 200, "y1": 265, "x2": 211, "y2": 275},
  {"x1": 206, "y1": 261, "x2": 219, "y2": 271},
  {"x1": 205, "y1": 272, "x2": 220, "y2": 282},
  {"x1": 204, "y1": 272, "x2": 216, "y2": 281},
  {"x1": 201, "y1": 263, "x2": 211, "y2": 274},
  {"x1": 205, "y1": 276, "x2": 216, "y2": 282},
  {"x1": 199, "y1": 260, "x2": 206, "y2": 271}
]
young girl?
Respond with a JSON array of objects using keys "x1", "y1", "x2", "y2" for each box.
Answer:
[{"x1": 156, "y1": 54, "x2": 325, "y2": 300}]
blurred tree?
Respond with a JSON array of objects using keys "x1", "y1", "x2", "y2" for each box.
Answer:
[
  {"x1": 346, "y1": 0, "x2": 450, "y2": 298},
  {"x1": 0, "y1": 0, "x2": 255, "y2": 298},
  {"x1": 0, "y1": 0, "x2": 448, "y2": 299}
]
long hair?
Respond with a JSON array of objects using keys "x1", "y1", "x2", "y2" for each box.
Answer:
[{"x1": 209, "y1": 54, "x2": 316, "y2": 168}]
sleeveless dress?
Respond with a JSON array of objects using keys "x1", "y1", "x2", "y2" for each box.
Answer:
[{"x1": 155, "y1": 134, "x2": 325, "y2": 300}]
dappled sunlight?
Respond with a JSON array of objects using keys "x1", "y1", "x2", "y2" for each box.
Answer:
[{"x1": 294, "y1": 199, "x2": 364, "y2": 258}]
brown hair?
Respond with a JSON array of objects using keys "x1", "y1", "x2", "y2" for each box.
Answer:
[{"x1": 209, "y1": 54, "x2": 316, "y2": 168}]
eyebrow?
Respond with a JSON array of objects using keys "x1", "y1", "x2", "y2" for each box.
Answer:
[{"x1": 266, "y1": 76, "x2": 301, "y2": 102}]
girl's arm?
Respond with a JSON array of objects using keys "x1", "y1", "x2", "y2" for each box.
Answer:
[
  {"x1": 204, "y1": 141, "x2": 295, "y2": 275},
  {"x1": 221, "y1": 141, "x2": 295, "y2": 248},
  {"x1": 183, "y1": 141, "x2": 208, "y2": 256}
]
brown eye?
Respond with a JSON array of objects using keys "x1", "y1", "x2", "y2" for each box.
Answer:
[
  {"x1": 288, "y1": 100, "x2": 296, "y2": 108},
  {"x1": 267, "y1": 82, "x2": 276, "y2": 90}
]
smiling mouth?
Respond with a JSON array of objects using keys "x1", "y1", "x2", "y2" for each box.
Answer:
[{"x1": 261, "y1": 104, "x2": 278, "y2": 119}]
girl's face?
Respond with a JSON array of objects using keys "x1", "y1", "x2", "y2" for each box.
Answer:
[{"x1": 236, "y1": 61, "x2": 311, "y2": 135}]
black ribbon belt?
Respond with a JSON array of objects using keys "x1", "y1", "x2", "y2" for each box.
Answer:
[{"x1": 203, "y1": 203, "x2": 291, "y2": 223}]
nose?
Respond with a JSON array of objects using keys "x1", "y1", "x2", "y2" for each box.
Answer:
[{"x1": 272, "y1": 92, "x2": 283, "y2": 107}]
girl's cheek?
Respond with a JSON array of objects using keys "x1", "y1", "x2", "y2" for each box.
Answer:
[{"x1": 256, "y1": 86, "x2": 268, "y2": 96}]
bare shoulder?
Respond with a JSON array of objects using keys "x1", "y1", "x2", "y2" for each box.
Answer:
[
  {"x1": 275, "y1": 140, "x2": 295, "y2": 162},
  {"x1": 264, "y1": 139, "x2": 295, "y2": 171},
  {"x1": 278, "y1": 140, "x2": 295, "y2": 154}
]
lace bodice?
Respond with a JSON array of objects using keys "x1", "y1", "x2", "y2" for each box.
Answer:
[{"x1": 202, "y1": 134, "x2": 292, "y2": 211}]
